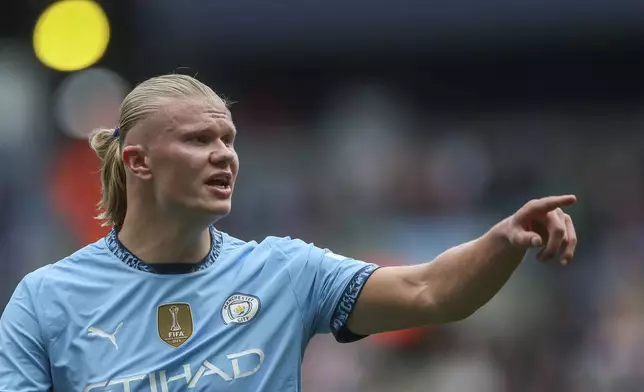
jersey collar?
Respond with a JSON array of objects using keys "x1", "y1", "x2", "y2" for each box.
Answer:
[{"x1": 105, "y1": 225, "x2": 223, "y2": 274}]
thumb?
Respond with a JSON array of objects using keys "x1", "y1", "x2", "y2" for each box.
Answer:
[{"x1": 510, "y1": 229, "x2": 543, "y2": 248}]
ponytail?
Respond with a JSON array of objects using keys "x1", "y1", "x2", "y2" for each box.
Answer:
[{"x1": 89, "y1": 128, "x2": 127, "y2": 227}]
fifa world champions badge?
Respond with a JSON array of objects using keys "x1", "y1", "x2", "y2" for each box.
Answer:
[{"x1": 157, "y1": 303, "x2": 194, "y2": 347}]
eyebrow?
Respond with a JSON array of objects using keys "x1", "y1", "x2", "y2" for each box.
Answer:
[
  {"x1": 213, "y1": 118, "x2": 237, "y2": 136},
  {"x1": 182, "y1": 122, "x2": 236, "y2": 136}
]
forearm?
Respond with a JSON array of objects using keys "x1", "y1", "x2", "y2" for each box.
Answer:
[
  {"x1": 349, "y1": 196, "x2": 576, "y2": 335},
  {"x1": 418, "y1": 219, "x2": 526, "y2": 322}
]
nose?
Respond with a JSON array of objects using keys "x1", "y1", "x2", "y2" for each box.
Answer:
[{"x1": 209, "y1": 141, "x2": 236, "y2": 167}]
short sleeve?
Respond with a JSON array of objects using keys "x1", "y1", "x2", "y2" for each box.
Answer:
[
  {"x1": 276, "y1": 238, "x2": 379, "y2": 343},
  {"x1": 0, "y1": 276, "x2": 52, "y2": 391}
]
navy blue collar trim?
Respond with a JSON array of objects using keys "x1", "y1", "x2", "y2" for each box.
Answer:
[{"x1": 105, "y1": 225, "x2": 223, "y2": 274}]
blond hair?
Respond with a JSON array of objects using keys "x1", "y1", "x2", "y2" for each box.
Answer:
[{"x1": 89, "y1": 74, "x2": 229, "y2": 227}]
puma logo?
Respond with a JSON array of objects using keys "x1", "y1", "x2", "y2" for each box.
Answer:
[{"x1": 87, "y1": 322, "x2": 123, "y2": 350}]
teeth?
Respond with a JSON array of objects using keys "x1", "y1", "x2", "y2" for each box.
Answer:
[{"x1": 207, "y1": 175, "x2": 231, "y2": 188}]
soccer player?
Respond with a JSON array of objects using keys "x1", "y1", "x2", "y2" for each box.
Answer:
[{"x1": 0, "y1": 74, "x2": 577, "y2": 392}]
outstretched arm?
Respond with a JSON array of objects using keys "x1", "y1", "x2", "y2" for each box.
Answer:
[{"x1": 347, "y1": 195, "x2": 578, "y2": 335}]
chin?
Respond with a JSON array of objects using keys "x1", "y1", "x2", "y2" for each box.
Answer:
[{"x1": 204, "y1": 200, "x2": 232, "y2": 217}]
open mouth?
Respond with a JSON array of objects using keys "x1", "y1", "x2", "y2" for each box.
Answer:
[{"x1": 205, "y1": 173, "x2": 232, "y2": 190}]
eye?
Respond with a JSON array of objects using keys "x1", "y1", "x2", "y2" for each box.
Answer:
[
  {"x1": 222, "y1": 135, "x2": 235, "y2": 147},
  {"x1": 189, "y1": 135, "x2": 210, "y2": 145}
]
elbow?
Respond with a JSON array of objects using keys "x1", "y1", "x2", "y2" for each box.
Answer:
[
  {"x1": 424, "y1": 291, "x2": 481, "y2": 324},
  {"x1": 405, "y1": 264, "x2": 485, "y2": 326},
  {"x1": 441, "y1": 306, "x2": 478, "y2": 323}
]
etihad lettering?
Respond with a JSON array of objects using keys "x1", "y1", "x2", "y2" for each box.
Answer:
[{"x1": 83, "y1": 349, "x2": 264, "y2": 392}]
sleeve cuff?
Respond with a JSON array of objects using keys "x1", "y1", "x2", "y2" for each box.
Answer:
[{"x1": 330, "y1": 264, "x2": 380, "y2": 343}]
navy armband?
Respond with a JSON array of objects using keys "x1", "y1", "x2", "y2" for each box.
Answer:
[{"x1": 330, "y1": 264, "x2": 379, "y2": 343}]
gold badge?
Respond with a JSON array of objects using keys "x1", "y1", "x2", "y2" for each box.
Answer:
[{"x1": 157, "y1": 303, "x2": 193, "y2": 348}]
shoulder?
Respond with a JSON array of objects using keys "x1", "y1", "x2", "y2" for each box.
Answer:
[
  {"x1": 16, "y1": 264, "x2": 53, "y2": 300},
  {"x1": 263, "y1": 235, "x2": 316, "y2": 255},
  {"x1": 18, "y1": 238, "x2": 109, "y2": 297},
  {"x1": 223, "y1": 232, "x2": 313, "y2": 253},
  {"x1": 220, "y1": 232, "x2": 323, "y2": 266}
]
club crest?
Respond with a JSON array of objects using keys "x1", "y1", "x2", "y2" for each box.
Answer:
[
  {"x1": 157, "y1": 303, "x2": 193, "y2": 348},
  {"x1": 222, "y1": 293, "x2": 261, "y2": 325}
]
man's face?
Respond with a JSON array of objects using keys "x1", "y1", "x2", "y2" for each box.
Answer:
[{"x1": 144, "y1": 98, "x2": 239, "y2": 221}]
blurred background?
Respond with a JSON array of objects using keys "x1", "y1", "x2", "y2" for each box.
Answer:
[{"x1": 2, "y1": 0, "x2": 644, "y2": 391}]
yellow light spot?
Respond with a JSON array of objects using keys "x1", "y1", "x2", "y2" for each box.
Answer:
[{"x1": 33, "y1": 0, "x2": 110, "y2": 72}]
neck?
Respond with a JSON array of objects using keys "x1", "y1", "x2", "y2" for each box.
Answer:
[{"x1": 117, "y1": 205, "x2": 212, "y2": 264}]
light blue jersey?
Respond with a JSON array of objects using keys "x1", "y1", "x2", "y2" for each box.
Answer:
[{"x1": 0, "y1": 226, "x2": 379, "y2": 391}]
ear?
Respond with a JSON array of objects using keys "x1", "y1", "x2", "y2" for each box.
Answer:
[{"x1": 122, "y1": 145, "x2": 152, "y2": 180}]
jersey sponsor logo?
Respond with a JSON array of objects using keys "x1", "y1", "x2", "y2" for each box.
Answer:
[
  {"x1": 157, "y1": 303, "x2": 193, "y2": 347},
  {"x1": 221, "y1": 293, "x2": 260, "y2": 325},
  {"x1": 83, "y1": 348, "x2": 265, "y2": 392}
]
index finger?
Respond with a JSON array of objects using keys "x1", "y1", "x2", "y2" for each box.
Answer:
[{"x1": 518, "y1": 195, "x2": 577, "y2": 217}]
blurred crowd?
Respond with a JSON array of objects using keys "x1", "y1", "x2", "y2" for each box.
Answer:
[
  {"x1": 2, "y1": 72, "x2": 643, "y2": 391},
  {"x1": 2, "y1": 2, "x2": 644, "y2": 390}
]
